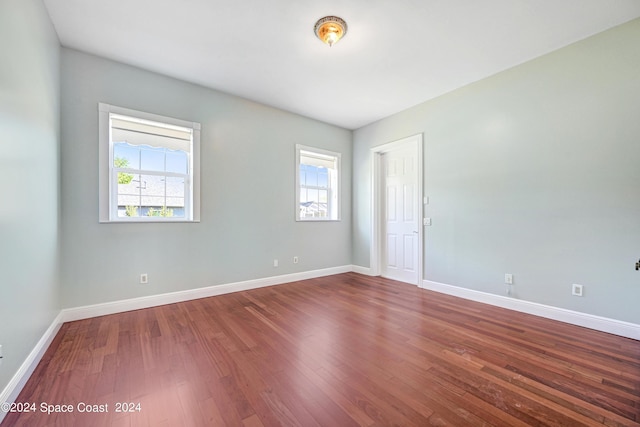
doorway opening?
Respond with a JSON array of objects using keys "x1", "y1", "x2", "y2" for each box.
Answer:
[{"x1": 370, "y1": 134, "x2": 423, "y2": 285}]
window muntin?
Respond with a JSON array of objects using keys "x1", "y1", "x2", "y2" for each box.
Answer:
[
  {"x1": 99, "y1": 104, "x2": 200, "y2": 222},
  {"x1": 296, "y1": 145, "x2": 340, "y2": 221}
]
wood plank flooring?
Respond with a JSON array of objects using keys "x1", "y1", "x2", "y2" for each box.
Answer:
[{"x1": 2, "y1": 273, "x2": 639, "y2": 426}]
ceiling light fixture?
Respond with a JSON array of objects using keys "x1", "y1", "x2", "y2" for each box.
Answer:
[{"x1": 314, "y1": 16, "x2": 347, "y2": 47}]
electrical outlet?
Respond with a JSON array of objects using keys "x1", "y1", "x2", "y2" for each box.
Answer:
[
  {"x1": 572, "y1": 284, "x2": 583, "y2": 297},
  {"x1": 293, "y1": 256, "x2": 299, "y2": 264},
  {"x1": 505, "y1": 273, "x2": 513, "y2": 285},
  {"x1": 140, "y1": 273, "x2": 148, "y2": 284},
  {"x1": 0, "y1": 344, "x2": 4, "y2": 358},
  {"x1": 273, "y1": 259, "x2": 278, "y2": 267}
]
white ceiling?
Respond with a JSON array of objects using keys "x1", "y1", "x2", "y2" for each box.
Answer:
[{"x1": 43, "y1": 0, "x2": 640, "y2": 130}]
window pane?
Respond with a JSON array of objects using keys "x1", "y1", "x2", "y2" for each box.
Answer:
[
  {"x1": 117, "y1": 173, "x2": 140, "y2": 200},
  {"x1": 117, "y1": 173, "x2": 141, "y2": 217},
  {"x1": 113, "y1": 142, "x2": 140, "y2": 169},
  {"x1": 140, "y1": 147, "x2": 166, "y2": 172},
  {"x1": 166, "y1": 197, "x2": 185, "y2": 218},
  {"x1": 166, "y1": 197, "x2": 184, "y2": 207},
  {"x1": 318, "y1": 170, "x2": 328, "y2": 188},
  {"x1": 139, "y1": 174, "x2": 165, "y2": 206},
  {"x1": 306, "y1": 166, "x2": 318, "y2": 187},
  {"x1": 166, "y1": 176, "x2": 185, "y2": 218},
  {"x1": 118, "y1": 193, "x2": 141, "y2": 206},
  {"x1": 299, "y1": 169, "x2": 306, "y2": 187},
  {"x1": 307, "y1": 188, "x2": 318, "y2": 204},
  {"x1": 166, "y1": 150, "x2": 188, "y2": 174},
  {"x1": 118, "y1": 206, "x2": 141, "y2": 217},
  {"x1": 166, "y1": 176, "x2": 185, "y2": 206}
]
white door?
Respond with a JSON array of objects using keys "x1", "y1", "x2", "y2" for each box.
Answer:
[{"x1": 381, "y1": 145, "x2": 419, "y2": 284}]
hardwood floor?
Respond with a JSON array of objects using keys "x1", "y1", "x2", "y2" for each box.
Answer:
[{"x1": 2, "y1": 273, "x2": 639, "y2": 426}]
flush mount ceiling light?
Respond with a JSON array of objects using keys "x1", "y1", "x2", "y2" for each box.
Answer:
[{"x1": 314, "y1": 16, "x2": 347, "y2": 47}]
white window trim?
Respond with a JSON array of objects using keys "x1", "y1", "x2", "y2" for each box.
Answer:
[
  {"x1": 98, "y1": 103, "x2": 201, "y2": 223},
  {"x1": 295, "y1": 144, "x2": 341, "y2": 222}
]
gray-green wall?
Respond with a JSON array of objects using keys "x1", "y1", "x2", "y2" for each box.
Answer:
[
  {"x1": 60, "y1": 49, "x2": 352, "y2": 308},
  {"x1": 353, "y1": 18, "x2": 640, "y2": 323},
  {"x1": 3, "y1": 1, "x2": 640, "y2": 402},
  {"x1": 0, "y1": 0, "x2": 61, "y2": 392}
]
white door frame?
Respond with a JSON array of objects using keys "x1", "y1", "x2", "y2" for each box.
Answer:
[{"x1": 370, "y1": 133, "x2": 424, "y2": 285}]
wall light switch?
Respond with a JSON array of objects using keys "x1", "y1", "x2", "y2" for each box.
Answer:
[{"x1": 423, "y1": 218, "x2": 432, "y2": 226}]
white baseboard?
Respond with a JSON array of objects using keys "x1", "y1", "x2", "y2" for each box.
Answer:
[
  {"x1": 422, "y1": 279, "x2": 640, "y2": 341},
  {"x1": 62, "y1": 265, "x2": 353, "y2": 322},
  {"x1": 0, "y1": 312, "x2": 64, "y2": 424},
  {"x1": 350, "y1": 265, "x2": 374, "y2": 276}
]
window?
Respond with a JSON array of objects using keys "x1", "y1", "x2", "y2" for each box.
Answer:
[
  {"x1": 99, "y1": 103, "x2": 200, "y2": 222},
  {"x1": 296, "y1": 145, "x2": 340, "y2": 221}
]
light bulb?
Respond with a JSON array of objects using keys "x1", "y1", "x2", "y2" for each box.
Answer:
[{"x1": 326, "y1": 32, "x2": 338, "y2": 46}]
